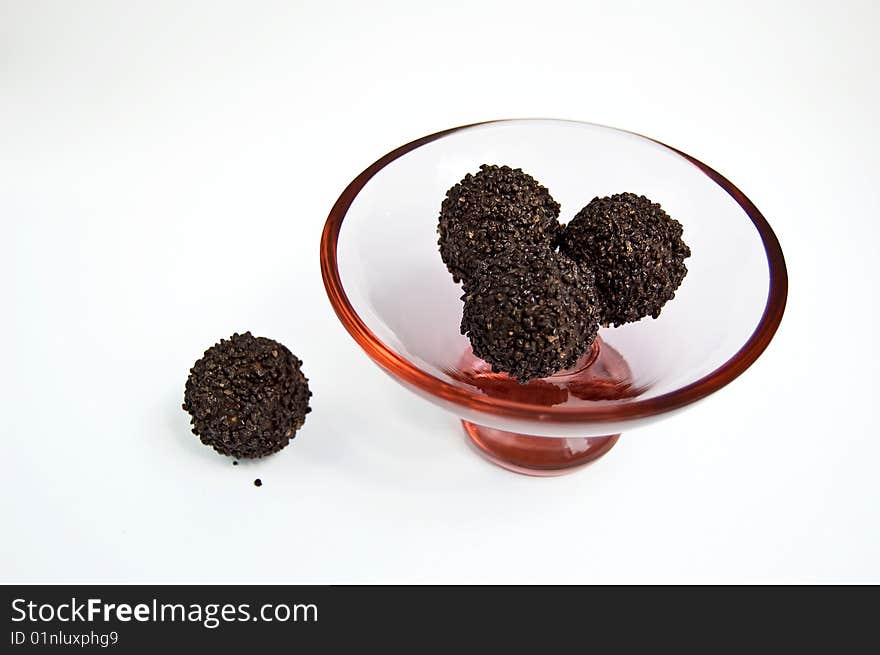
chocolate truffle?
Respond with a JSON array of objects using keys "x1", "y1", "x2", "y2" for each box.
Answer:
[
  {"x1": 560, "y1": 193, "x2": 690, "y2": 326},
  {"x1": 182, "y1": 332, "x2": 311, "y2": 459},
  {"x1": 438, "y1": 164, "x2": 562, "y2": 285},
  {"x1": 460, "y1": 245, "x2": 601, "y2": 382}
]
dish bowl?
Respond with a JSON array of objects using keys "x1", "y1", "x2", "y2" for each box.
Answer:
[{"x1": 321, "y1": 119, "x2": 787, "y2": 475}]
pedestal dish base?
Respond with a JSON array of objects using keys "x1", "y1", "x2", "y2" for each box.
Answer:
[{"x1": 462, "y1": 421, "x2": 620, "y2": 476}]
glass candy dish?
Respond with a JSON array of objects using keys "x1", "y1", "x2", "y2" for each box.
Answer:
[{"x1": 320, "y1": 120, "x2": 787, "y2": 476}]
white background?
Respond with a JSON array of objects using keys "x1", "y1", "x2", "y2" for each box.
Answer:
[{"x1": 2, "y1": 0, "x2": 877, "y2": 583}]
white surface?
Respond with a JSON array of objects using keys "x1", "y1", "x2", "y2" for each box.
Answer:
[{"x1": 2, "y1": 0, "x2": 877, "y2": 583}]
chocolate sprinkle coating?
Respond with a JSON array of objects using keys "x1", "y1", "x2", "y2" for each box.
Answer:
[
  {"x1": 182, "y1": 332, "x2": 311, "y2": 459},
  {"x1": 438, "y1": 164, "x2": 562, "y2": 285},
  {"x1": 560, "y1": 193, "x2": 691, "y2": 326},
  {"x1": 461, "y1": 245, "x2": 600, "y2": 382}
]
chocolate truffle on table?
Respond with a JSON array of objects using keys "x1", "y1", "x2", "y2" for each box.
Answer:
[
  {"x1": 182, "y1": 332, "x2": 311, "y2": 459},
  {"x1": 560, "y1": 193, "x2": 691, "y2": 327},
  {"x1": 461, "y1": 245, "x2": 601, "y2": 382},
  {"x1": 438, "y1": 164, "x2": 562, "y2": 285}
]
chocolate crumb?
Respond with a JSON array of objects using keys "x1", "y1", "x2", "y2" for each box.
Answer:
[{"x1": 254, "y1": 478, "x2": 262, "y2": 487}]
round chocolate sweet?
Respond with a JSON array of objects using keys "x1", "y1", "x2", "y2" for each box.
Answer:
[
  {"x1": 560, "y1": 193, "x2": 690, "y2": 326},
  {"x1": 438, "y1": 164, "x2": 562, "y2": 285},
  {"x1": 460, "y1": 245, "x2": 600, "y2": 382},
  {"x1": 182, "y1": 332, "x2": 311, "y2": 458}
]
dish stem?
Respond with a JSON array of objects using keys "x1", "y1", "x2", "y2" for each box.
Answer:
[{"x1": 462, "y1": 421, "x2": 620, "y2": 476}]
